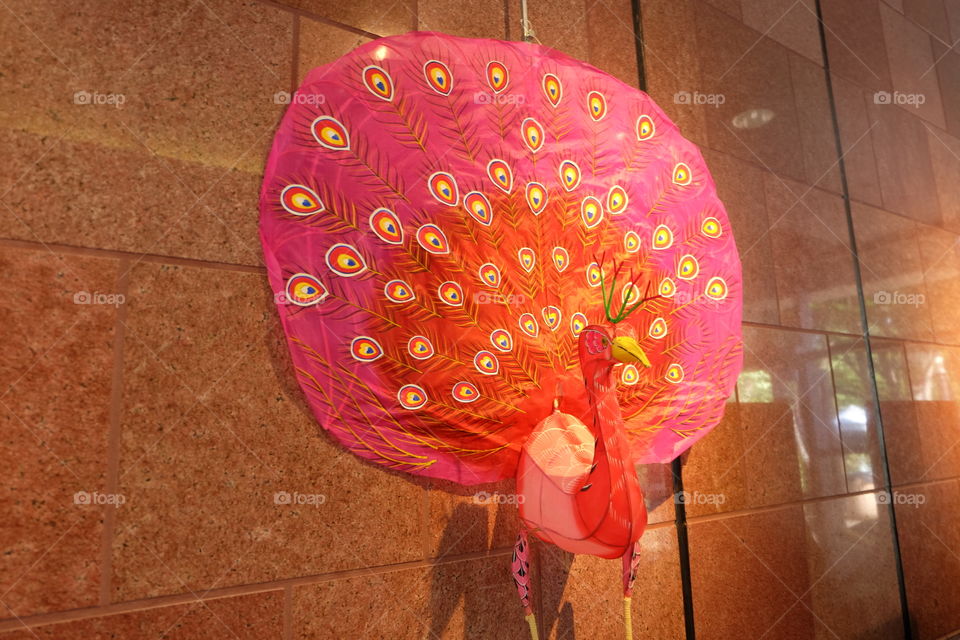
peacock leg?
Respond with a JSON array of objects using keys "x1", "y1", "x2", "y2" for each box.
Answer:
[
  {"x1": 621, "y1": 539, "x2": 642, "y2": 640},
  {"x1": 511, "y1": 529, "x2": 538, "y2": 640}
]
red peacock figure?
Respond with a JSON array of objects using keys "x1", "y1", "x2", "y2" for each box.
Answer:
[{"x1": 260, "y1": 31, "x2": 742, "y2": 639}]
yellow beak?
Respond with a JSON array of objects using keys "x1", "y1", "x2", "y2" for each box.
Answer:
[{"x1": 611, "y1": 336, "x2": 651, "y2": 367}]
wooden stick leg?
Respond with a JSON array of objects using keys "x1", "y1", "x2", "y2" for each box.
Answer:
[{"x1": 512, "y1": 530, "x2": 538, "y2": 639}]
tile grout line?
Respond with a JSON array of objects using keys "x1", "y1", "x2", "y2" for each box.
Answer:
[
  {"x1": 813, "y1": 0, "x2": 912, "y2": 636},
  {"x1": 98, "y1": 257, "x2": 131, "y2": 606},
  {"x1": 282, "y1": 584, "x2": 293, "y2": 640}
]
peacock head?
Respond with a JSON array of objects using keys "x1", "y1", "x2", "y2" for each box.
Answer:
[{"x1": 579, "y1": 325, "x2": 651, "y2": 367}]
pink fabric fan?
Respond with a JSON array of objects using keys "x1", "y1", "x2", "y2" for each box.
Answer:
[{"x1": 259, "y1": 31, "x2": 742, "y2": 638}]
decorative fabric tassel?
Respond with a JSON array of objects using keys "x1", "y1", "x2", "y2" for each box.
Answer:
[{"x1": 512, "y1": 530, "x2": 538, "y2": 639}]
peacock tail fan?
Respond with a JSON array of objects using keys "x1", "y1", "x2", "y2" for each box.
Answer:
[{"x1": 259, "y1": 31, "x2": 743, "y2": 486}]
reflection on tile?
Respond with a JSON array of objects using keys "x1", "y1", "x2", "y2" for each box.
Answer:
[
  {"x1": 894, "y1": 479, "x2": 960, "y2": 638},
  {"x1": 685, "y1": 326, "x2": 846, "y2": 514},
  {"x1": 915, "y1": 223, "x2": 960, "y2": 344},
  {"x1": 789, "y1": 52, "x2": 843, "y2": 193},
  {"x1": 293, "y1": 556, "x2": 528, "y2": 639},
  {"x1": 702, "y1": 150, "x2": 780, "y2": 325},
  {"x1": 870, "y1": 338, "x2": 925, "y2": 486},
  {"x1": 741, "y1": 0, "x2": 823, "y2": 65},
  {"x1": 852, "y1": 202, "x2": 935, "y2": 341},
  {"x1": 0, "y1": 592, "x2": 283, "y2": 639},
  {"x1": 828, "y1": 336, "x2": 886, "y2": 492},
  {"x1": 297, "y1": 19, "x2": 371, "y2": 84},
  {"x1": 820, "y1": 0, "x2": 892, "y2": 93},
  {"x1": 867, "y1": 99, "x2": 942, "y2": 226},
  {"x1": 934, "y1": 45, "x2": 960, "y2": 140},
  {"x1": 425, "y1": 479, "x2": 518, "y2": 558},
  {"x1": 111, "y1": 263, "x2": 426, "y2": 600},
  {"x1": 831, "y1": 75, "x2": 883, "y2": 207},
  {"x1": 879, "y1": 3, "x2": 946, "y2": 129},
  {"x1": 904, "y1": 343, "x2": 960, "y2": 481},
  {"x1": 418, "y1": 0, "x2": 505, "y2": 39},
  {"x1": 690, "y1": 494, "x2": 902, "y2": 639},
  {"x1": 925, "y1": 125, "x2": 960, "y2": 235},
  {"x1": 639, "y1": 0, "x2": 710, "y2": 146},
  {"x1": 0, "y1": 246, "x2": 117, "y2": 616},
  {"x1": 902, "y1": 0, "x2": 952, "y2": 43},
  {"x1": 764, "y1": 175, "x2": 862, "y2": 333},
  {"x1": 537, "y1": 527, "x2": 684, "y2": 639},
  {"x1": 273, "y1": 0, "x2": 415, "y2": 35}
]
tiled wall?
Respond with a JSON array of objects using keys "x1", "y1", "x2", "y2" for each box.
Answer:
[{"x1": 0, "y1": 0, "x2": 958, "y2": 638}]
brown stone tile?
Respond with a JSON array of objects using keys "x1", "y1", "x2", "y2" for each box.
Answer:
[
  {"x1": 702, "y1": 0, "x2": 741, "y2": 20},
  {"x1": 525, "y1": 0, "x2": 589, "y2": 62},
  {"x1": 686, "y1": 326, "x2": 847, "y2": 514},
  {"x1": 695, "y1": 5, "x2": 809, "y2": 183},
  {"x1": 425, "y1": 479, "x2": 519, "y2": 558},
  {"x1": 0, "y1": 0, "x2": 291, "y2": 174},
  {"x1": 690, "y1": 494, "x2": 903, "y2": 639},
  {"x1": 867, "y1": 99, "x2": 942, "y2": 226},
  {"x1": 637, "y1": 463, "x2": 677, "y2": 525},
  {"x1": 701, "y1": 150, "x2": 780, "y2": 325},
  {"x1": 296, "y1": 19, "x2": 371, "y2": 85},
  {"x1": 820, "y1": 0, "x2": 892, "y2": 93},
  {"x1": 871, "y1": 338, "x2": 926, "y2": 487},
  {"x1": 0, "y1": 592, "x2": 283, "y2": 639},
  {"x1": 852, "y1": 202, "x2": 936, "y2": 342},
  {"x1": 925, "y1": 125, "x2": 960, "y2": 234},
  {"x1": 0, "y1": 129, "x2": 263, "y2": 266},
  {"x1": 932, "y1": 43, "x2": 960, "y2": 143},
  {"x1": 894, "y1": 479, "x2": 960, "y2": 638},
  {"x1": 293, "y1": 555, "x2": 529, "y2": 639},
  {"x1": 741, "y1": 0, "x2": 823, "y2": 65},
  {"x1": 903, "y1": 0, "x2": 952, "y2": 43},
  {"x1": 789, "y1": 52, "x2": 844, "y2": 193},
  {"x1": 418, "y1": 0, "x2": 506, "y2": 39},
  {"x1": 904, "y1": 343, "x2": 960, "y2": 481},
  {"x1": 0, "y1": 245, "x2": 119, "y2": 617},
  {"x1": 639, "y1": 0, "x2": 710, "y2": 147},
  {"x1": 537, "y1": 526, "x2": 684, "y2": 640},
  {"x1": 111, "y1": 262, "x2": 426, "y2": 600},
  {"x1": 880, "y1": 3, "x2": 947, "y2": 129},
  {"x1": 586, "y1": 0, "x2": 641, "y2": 89},
  {"x1": 828, "y1": 336, "x2": 887, "y2": 492},
  {"x1": 915, "y1": 223, "x2": 960, "y2": 344},
  {"x1": 831, "y1": 74, "x2": 884, "y2": 208},
  {"x1": 272, "y1": 0, "x2": 415, "y2": 35},
  {"x1": 764, "y1": 174, "x2": 862, "y2": 334}
]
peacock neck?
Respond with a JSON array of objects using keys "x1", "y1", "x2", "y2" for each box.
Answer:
[{"x1": 581, "y1": 360, "x2": 634, "y2": 470}]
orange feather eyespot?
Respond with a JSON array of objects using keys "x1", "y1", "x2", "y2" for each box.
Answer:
[
  {"x1": 586, "y1": 262, "x2": 602, "y2": 288},
  {"x1": 280, "y1": 184, "x2": 325, "y2": 216},
  {"x1": 552, "y1": 247, "x2": 569, "y2": 272},
  {"x1": 587, "y1": 91, "x2": 607, "y2": 121},
  {"x1": 407, "y1": 335, "x2": 435, "y2": 360},
  {"x1": 369, "y1": 207, "x2": 403, "y2": 244},
  {"x1": 437, "y1": 281, "x2": 464, "y2": 307},
  {"x1": 648, "y1": 317, "x2": 668, "y2": 339},
  {"x1": 525, "y1": 182, "x2": 547, "y2": 215},
  {"x1": 478, "y1": 262, "x2": 502, "y2": 288},
  {"x1": 452, "y1": 381, "x2": 480, "y2": 403},
  {"x1": 325, "y1": 243, "x2": 367, "y2": 277},
  {"x1": 570, "y1": 312, "x2": 588, "y2": 337},
  {"x1": 473, "y1": 350, "x2": 500, "y2": 375},
  {"x1": 416, "y1": 223, "x2": 450, "y2": 255},
  {"x1": 620, "y1": 364, "x2": 640, "y2": 386},
  {"x1": 464, "y1": 191, "x2": 493, "y2": 226},
  {"x1": 486, "y1": 61, "x2": 509, "y2": 93},
  {"x1": 624, "y1": 231, "x2": 641, "y2": 253},
  {"x1": 542, "y1": 73, "x2": 562, "y2": 106},
  {"x1": 518, "y1": 313, "x2": 539, "y2": 338},
  {"x1": 581, "y1": 196, "x2": 603, "y2": 229},
  {"x1": 665, "y1": 363, "x2": 685, "y2": 384},
  {"x1": 423, "y1": 59, "x2": 453, "y2": 95},
  {"x1": 490, "y1": 328, "x2": 513, "y2": 352},
  {"x1": 606, "y1": 185, "x2": 628, "y2": 215},
  {"x1": 428, "y1": 171, "x2": 459, "y2": 207},
  {"x1": 285, "y1": 273, "x2": 327, "y2": 306},
  {"x1": 705, "y1": 276, "x2": 728, "y2": 301},
  {"x1": 310, "y1": 116, "x2": 350, "y2": 150},
  {"x1": 541, "y1": 306, "x2": 562, "y2": 332},
  {"x1": 659, "y1": 277, "x2": 677, "y2": 298},
  {"x1": 518, "y1": 247, "x2": 536, "y2": 273},
  {"x1": 384, "y1": 279, "x2": 416, "y2": 303},
  {"x1": 397, "y1": 384, "x2": 428, "y2": 410},
  {"x1": 636, "y1": 114, "x2": 655, "y2": 140},
  {"x1": 702, "y1": 217, "x2": 722, "y2": 238},
  {"x1": 521, "y1": 118, "x2": 544, "y2": 153},
  {"x1": 677, "y1": 254, "x2": 700, "y2": 280},
  {"x1": 350, "y1": 336, "x2": 383, "y2": 362},
  {"x1": 362, "y1": 65, "x2": 394, "y2": 101},
  {"x1": 486, "y1": 159, "x2": 513, "y2": 193},
  {"x1": 558, "y1": 160, "x2": 581, "y2": 191},
  {"x1": 673, "y1": 162, "x2": 692, "y2": 186},
  {"x1": 652, "y1": 224, "x2": 673, "y2": 250}
]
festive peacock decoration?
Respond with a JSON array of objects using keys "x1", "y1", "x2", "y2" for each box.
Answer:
[{"x1": 259, "y1": 31, "x2": 742, "y2": 638}]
